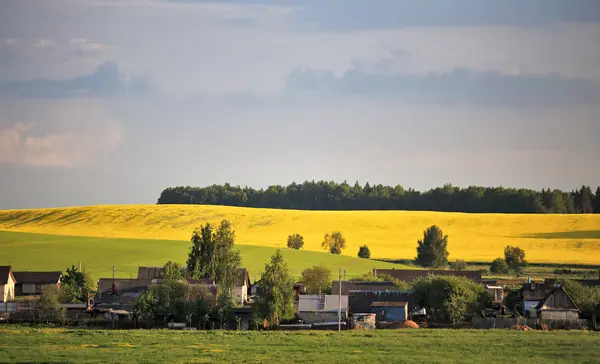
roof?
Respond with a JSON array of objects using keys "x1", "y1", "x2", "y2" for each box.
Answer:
[
  {"x1": 97, "y1": 278, "x2": 150, "y2": 293},
  {"x1": 0, "y1": 266, "x2": 16, "y2": 285},
  {"x1": 297, "y1": 295, "x2": 348, "y2": 312},
  {"x1": 374, "y1": 269, "x2": 482, "y2": 284},
  {"x1": 370, "y1": 301, "x2": 408, "y2": 307},
  {"x1": 536, "y1": 285, "x2": 580, "y2": 313},
  {"x1": 13, "y1": 271, "x2": 61, "y2": 285}
]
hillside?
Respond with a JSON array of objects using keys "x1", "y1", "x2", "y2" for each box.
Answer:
[
  {"x1": 0, "y1": 231, "x2": 410, "y2": 281},
  {"x1": 1, "y1": 204, "x2": 599, "y2": 264}
]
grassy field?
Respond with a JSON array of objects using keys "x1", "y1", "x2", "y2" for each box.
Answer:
[
  {"x1": 0, "y1": 326, "x2": 598, "y2": 363},
  {"x1": 0, "y1": 231, "x2": 411, "y2": 281},
  {"x1": 1, "y1": 204, "x2": 600, "y2": 264}
]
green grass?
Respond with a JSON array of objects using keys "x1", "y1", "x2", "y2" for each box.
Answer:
[
  {"x1": 0, "y1": 327, "x2": 598, "y2": 363},
  {"x1": 0, "y1": 231, "x2": 414, "y2": 281}
]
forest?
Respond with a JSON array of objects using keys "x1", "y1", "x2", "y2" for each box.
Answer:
[{"x1": 157, "y1": 181, "x2": 600, "y2": 214}]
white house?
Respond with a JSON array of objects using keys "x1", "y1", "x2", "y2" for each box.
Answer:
[{"x1": 0, "y1": 266, "x2": 17, "y2": 303}]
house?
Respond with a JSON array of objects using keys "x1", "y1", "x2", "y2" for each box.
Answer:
[
  {"x1": 13, "y1": 271, "x2": 62, "y2": 296},
  {"x1": 0, "y1": 266, "x2": 16, "y2": 303},
  {"x1": 331, "y1": 280, "x2": 397, "y2": 296},
  {"x1": 296, "y1": 294, "x2": 348, "y2": 324},
  {"x1": 370, "y1": 301, "x2": 409, "y2": 322},
  {"x1": 234, "y1": 268, "x2": 250, "y2": 305},
  {"x1": 521, "y1": 282, "x2": 548, "y2": 317},
  {"x1": 536, "y1": 285, "x2": 580, "y2": 320},
  {"x1": 374, "y1": 268, "x2": 483, "y2": 284},
  {"x1": 94, "y1": 279, "x2": 151, "y2": 311}
]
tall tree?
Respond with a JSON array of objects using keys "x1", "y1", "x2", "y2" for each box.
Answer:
[
  {"x1": 594, "y1": 186, "x2": 600, "y2": 214},
  {"x1": 300, "y1": 265, "x2": 331, "y2": 294},
  {"x1": 575, "y1": 185, "x2": 594, "y2": 213},
  {"x1": 252, "y1": 250, "x2": 296, "y2": 327},
  {"x1": 504, "y1": 246, "x2": 527, "y2": 273},
  {"x1": 321, "y1": 231, "x2": 346, "y2": 255},
  {"x1": 161, "y1": 261, "x2": 183, "y2": 281},
  {"x1": 415, "y1": 225, "x2": 449, "y2": 268},
  {"x1": 61, "y1": 265, "x2": 94, "y2": 303},
  {"x1": 186, "y1": 220, "x2": 241, "y2": 290}
]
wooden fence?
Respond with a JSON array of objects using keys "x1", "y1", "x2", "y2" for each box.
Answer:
[{"x1": 472, "y1": 317, "x2": 590, "y2": 330}]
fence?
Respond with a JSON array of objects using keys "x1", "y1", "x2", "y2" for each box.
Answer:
[
  {"x1": 472, "y1": 317, "x2": 590, "y2": 330},
  {"x1": 0, "y1": 302, "x2": 18, "y2": 313}
]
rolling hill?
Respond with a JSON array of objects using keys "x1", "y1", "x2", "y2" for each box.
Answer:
[{"x1": 1, "y1": 204, "x2": 599, "y2": 265}]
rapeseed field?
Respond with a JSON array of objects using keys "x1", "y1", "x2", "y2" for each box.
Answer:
[{"x1": 0, "y1": 204, "x2": 599, "y2": 264}]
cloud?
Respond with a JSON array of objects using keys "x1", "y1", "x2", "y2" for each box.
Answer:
[
  {"x1": 285, "y1": 65, "x2": 600, "y2": 107},
  {"x1": 0, "y1": 100, "x2": 123, "y2": 168},
  {"x1": 0, "y1": 62, "x2": 153, "y2": 98}
]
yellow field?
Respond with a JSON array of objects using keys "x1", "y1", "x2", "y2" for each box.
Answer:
[{"x1": 0, "y1": 204, "x2": 599, "y2": 264}]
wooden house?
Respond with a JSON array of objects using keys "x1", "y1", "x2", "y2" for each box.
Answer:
[{"x1": 536, "y1": 285, "x2": 580, "y2": 320}]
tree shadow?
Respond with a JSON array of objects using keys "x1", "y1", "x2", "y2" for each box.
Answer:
[{"x1": 521, "y1": 231, "x2": 600, "y2": 239}]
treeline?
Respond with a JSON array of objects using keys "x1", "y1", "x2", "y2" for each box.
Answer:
[{"x1": 157, "y1": 181, "x2": 600, "y2": 214}]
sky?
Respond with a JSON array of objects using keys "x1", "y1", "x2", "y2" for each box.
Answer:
[{"x1": 1, "y1": 0, "x2": 600, "y2": 209}]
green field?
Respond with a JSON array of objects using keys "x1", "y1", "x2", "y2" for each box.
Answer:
[
  {"x1": 0, "y1": 231, "x2": 413, "y2": 281},
  {"x1": 0, "y1": 327, "x2": 598, "y2": 363}
]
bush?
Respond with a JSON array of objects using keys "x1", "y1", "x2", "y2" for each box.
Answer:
[
  {"x1": 301, "y1": 265, "x2": 331, "y2": 294},
  {"x1": 357, "y1": 245, "x2": 371, "y2": 259},
  {"x1": 287, "y1": 234, "x2": 304, "y2": 249},
  {"x1": 448, "y1": 260, "x2": 467, "y2": 271},
  {"x1": 489, "y1": 258, "x2": 509, "y2": 274}
]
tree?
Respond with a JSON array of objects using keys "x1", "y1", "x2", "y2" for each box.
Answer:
[
  {"x1": 287, "y1": 234, "x2": 304, "y2": 249},
  {"x1": 357, "y1": 245, "x2": 371, "y2": 259},
  {"x1": 415, "y1": 225, "x2": 449, "y2": 268},
  {"x1": 252, "y1": 250, "x2": 296, "y2": 327},
  {"x1": 412, "y1": 275, "x2": 491, "y2": 324},
  {"x1": 448, "y1": 260, "x2": 467, "y2": 272},
  {"x1": 61, "y1": 265, "x2": 94, "y2": 303},
  {"x1": 555, "y1": 279, "x2": 600, "y2": 313},
  {"x1": 594, "y1": 186, "x2": 600, "y2": 214},
  {"x1": 135, "y1": 291, "x2": 157, "y2": 327},
  {"x1": 300, "y1": 265, "x2": 331, "y2": 294},
  {"x1": 161, "y1": 261, "x2": 183, "y2": 281},
  {"x1": 186, "y1": 220, "x2": 241, "y2": 290},
  {"x1": 489, "y1": 258, "x2": 509, "y2": 274},
  {"x1": 36, "y1": 285, "x2": 60, "y2": 322},
  {"x1": 321, "y1": 231, "x2": 346, "y2": 255},
  {"x1": 504, "y1": 246, "x2": 527, "y2": 273}
]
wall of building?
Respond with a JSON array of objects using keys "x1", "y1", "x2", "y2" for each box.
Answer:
[
  {"x1": 372, "y1": 306, "x2": 407, "y2": 322},
  {"x1": 1, "y1": 279, "x2": 15, "y2": 302},
  {"x1": 234, "y1": 285, "x2": 247, "y2": 305},
  {"x1": 540, "y1": 310, "x2": 579, "y2": 320},
  {"x1": 298, "y1": 311, "x2": 343, "y2": 324}
]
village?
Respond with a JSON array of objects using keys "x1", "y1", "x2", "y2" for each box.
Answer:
[{"x1": 2, "y1": 264, "x2": 599, "y2": 331}]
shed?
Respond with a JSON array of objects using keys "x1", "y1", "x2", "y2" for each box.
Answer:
[
  {"x1": 536, "y1": 285, "x2": 580, "y2": 320},
  {"x1": 13, "y1": 271, "x2": 62, "y2": 296},
  {"x1": 370, "y1": 301, "x2": 408, "y2": 322}
]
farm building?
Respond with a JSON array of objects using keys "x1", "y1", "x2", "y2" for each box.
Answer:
[
  {"x1": 331, "y1": 280, "x2": 397, "y2": 296},
  {"x1": 0, "y1": 266, "x2": 16, "y2": 303},
  {"x1": 373, "y1": 268, "x2": 482, "y2": 284},
  {"x1": 13, "y1": 271, "x2": 61, "y2": 296},
  {"x1": 535, "y1": 285, "x2": 580, "y2": 320},
  {"x1": 370, "y1": 301, "x2": 408, "y2": 322},
  {"x1": 296, "y1": 294, "x2": 348, "y2": 324}
]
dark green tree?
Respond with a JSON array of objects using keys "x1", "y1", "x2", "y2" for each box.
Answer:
[
  {"x1": 415, "y1": 225, "x2": 449, "y2": 268},
  {"x1": 161, "y1": 261, "x2": 183, "y2": 281},
  {"x1": 287, "y1": 234, "x2": 304, "y2": 249},
  {"x1": 357, "y1": 245, "x2": 371, "y2": 259},
  {"x1": 61, "y1": 265, "x2": 94, "y2": 303},
  {"x1": 504, "y1": 246, "x2": 527, "y2": 273},
  {"x1": 489, "y1": 258, "x2": 509, "y2": 274},
  {"x1": 594, "y1": 186, "x2": 600, "y2": 214},
  {"x1": 300, "y1": 265, "x2": 331, "y2": 294},
  {"x1": 321, "y1": 231, "x2": 346, "y2": 255},
  {"x1": 575, "y1": 185, "x2": 594, "y2": 213},
  {"x1": 252, "y1": 250, "x2": 296, "y2": 327},
  {"x1": 36, "y1": 285, "x2": 60, "y2": 322}
]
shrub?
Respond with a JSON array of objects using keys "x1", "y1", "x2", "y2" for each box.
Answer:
[
  {"x1": 287, "y1": 234, "x2": 304, "y2": 249},
  {"x1": 357, "y1": 245, "x2": 371, "y2": 259},
  {"x1": 449, "y1": 260, "x2": 467, "y2": 271},
  {"x1": 415, "y1": 225, "x2": 449, "y2": 268},
  {"x1": 489, "y1": 258, "x2": 509, "y2": 274}
]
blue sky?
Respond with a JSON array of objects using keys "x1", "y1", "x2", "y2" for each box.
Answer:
[{"x1": 1, "y1": 0, "x2": 599, "y2": 208}]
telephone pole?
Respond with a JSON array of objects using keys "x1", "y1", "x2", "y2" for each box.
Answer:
[{"x1": 338, "y1": 268, "x2": 342, "y2": 332}]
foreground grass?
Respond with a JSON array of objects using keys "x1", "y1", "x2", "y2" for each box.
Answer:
[
  {"x1": 0, "y1": 327, "x2": 598, "y2": 363},
  {"x1": 0, "y1": 231, "x2": 412, "y2": 281},
  {"x1": 1, "y1": 204, "x2": 599, "y2": 263}
]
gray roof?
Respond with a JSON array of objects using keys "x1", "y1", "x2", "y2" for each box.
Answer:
[{"x1": 13, "y1": 271, "x2": 61, "y2": 285}]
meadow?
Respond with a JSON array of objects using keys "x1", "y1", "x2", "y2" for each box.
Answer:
[
  {"x1": 0, "y1": 231, "x2": 411, "y2": 281},
  {"x1": 1, "y1": 204, "x2": 600, "y2": 264},
  {"x1": 0, "y1": 326, "x2": 598, "y2": 363}
]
